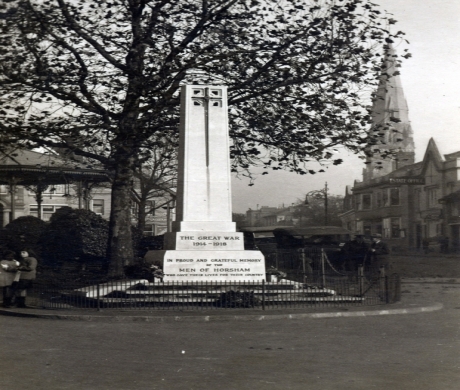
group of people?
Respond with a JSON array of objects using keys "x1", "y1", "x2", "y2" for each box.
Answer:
[
  {"x1": 341, "y1": 234, "x2": 391, "y2": 274},
  {"x1": 0, "y1": 249, "x2": 37, "y2": 308}
]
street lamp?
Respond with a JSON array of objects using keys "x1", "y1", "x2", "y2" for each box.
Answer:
[{"x1": 304, "y1": 182, "x2": 329, "y2": 226}]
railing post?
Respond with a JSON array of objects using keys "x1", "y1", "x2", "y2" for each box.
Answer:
[
  {"x1": 385, "y1": 275, "x2": 390, "y2": 304},
  {"x1": 321, "y1": 248, "x2": 326, "y2": 288},
  {"x1": 262, "y1": 279, "x2": 265, "y2": 311},
  {"x1": 358, "y1": 265, "x2": 364, "y2": 297},
  {"x1": 300, "y1": 249, "x2": 307, "y2": 285},
  {"x1": 379, "y1": 265, "x2": 386, "y2": 302},
  {"x1": 97, "y1": 283, "x2": 100, "y2": 311}
]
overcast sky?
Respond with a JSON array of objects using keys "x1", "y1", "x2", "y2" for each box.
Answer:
[{"x1": 232, "y1": 0, "x2": 460, "y2": 213}]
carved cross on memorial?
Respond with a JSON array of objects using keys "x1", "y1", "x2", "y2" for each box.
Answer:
[{"x1": 172, "y1": 86, "x2": 234, "y2": 233}]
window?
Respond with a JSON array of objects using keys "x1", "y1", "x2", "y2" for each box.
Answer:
[
  {"x1": 389, "y1": 110, "x2": 399, "y2": 119},
  {"x1": 44, "y1": 185, "x2": 65, "y2": 195},
  {"x1": 390, "y1": 218, "x2": 401, "y2": 238},
  {"x1": 145, "y1": 200, "x2": 155, "y2": 216},
  {"x1": 376, "y1": 192, "x2": 383, "y2": 208},
  {"x1": 426, "y1": 187, "x2": 438, "y2": 207},
  {"x1": 0, "y1": 185, "x2": 7, "y2": 194},
  {"x1": 451, "y1": 201, "x2": 459, "y2": 217},
  {"x1": 28, "y1": 185, "x2": 66, "y2": 196},
  {"x1": 383, "y1": 217, "x2": 402, "y2": 238},
  {"x1": 93, "y1": 199, "x2": 104, "y2": 215},
  {"x1": 363, "y1": 224, "x2": 372, "y2": 236},
  {"x1": 355, "y1": 195, "x2": 361, "y2": 210},
  {"x1": 389, "y1": 188, "x2": 400, "y2": 206},
  {"x1": 30, "y1": 205, "x2": 65, "y2": 221},
  {"x1": 144, "y1": 224, "x2": 154, "y2": 236},
  {"x1": 426, "y1": 221, "x2": 438, "y2": 238},
  {"x1": 383, "y1": 218, "x2": 391, "y2": 238},
  {"x1": 131, "y1": 200, "x2": 156, "y2": 216},
  {"x1": 362, "y1": 194, "x2": 372, "y2": 210},
  {"x1": 414, "y1": 189, "x2": 421, "y2": 211},
  {"x1": 383, "y1": 190, "x2": 389, "y2": 206}
]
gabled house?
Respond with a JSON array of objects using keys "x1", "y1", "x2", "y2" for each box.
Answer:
[{"x1": 339, "y1": 46, "x2": 460, "y2": 252}]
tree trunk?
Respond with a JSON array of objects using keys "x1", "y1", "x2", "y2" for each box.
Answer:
[
  {"x1": 137, "y1": 197, "x2": 147, "y2": 234},
  {"x1": 107, "y1": 158, "x2": 135, "y2": 277}
]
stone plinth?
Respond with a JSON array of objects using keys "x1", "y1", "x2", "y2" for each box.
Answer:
[{"x1": 146, "y1": 250, "x2": 265, "y2": 282}]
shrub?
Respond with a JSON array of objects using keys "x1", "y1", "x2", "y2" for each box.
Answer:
[
  {"x1": 136, "y1": 234, "x2": 164, "y2": 259},
  {"x1": 0, "y1": 216, "x2": 48, "y2": 256},
  {"x1": 40, "y1": 207, "x2": 109, "y2": 268}
]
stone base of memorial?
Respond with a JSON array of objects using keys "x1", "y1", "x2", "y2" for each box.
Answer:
[
  {"x1": 145, "y1": 231, "x2": 266, "y2": 282},
  {"x1": 148, "y1": 250, "x2": 265, "y2": 282}
]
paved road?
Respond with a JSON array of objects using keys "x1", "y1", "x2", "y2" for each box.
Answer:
[{"x1": 1, "y1": 281, "x2": 459, "y2": 390}]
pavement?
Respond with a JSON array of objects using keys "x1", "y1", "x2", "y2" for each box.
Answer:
[{"x1": 0, "y1": 277, "x2": 454, "y2": 322}]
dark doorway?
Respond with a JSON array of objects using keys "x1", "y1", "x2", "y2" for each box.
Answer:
[{"x1": 451, "y1": 225, "x2": 460, "y2": 252}]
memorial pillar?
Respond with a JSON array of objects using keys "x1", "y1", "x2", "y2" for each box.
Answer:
[{"x1": 146, "y1": 85, "x2": 265, "y2": 282}]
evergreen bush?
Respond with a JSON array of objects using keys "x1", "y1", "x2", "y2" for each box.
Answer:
[
  {"x1": 0, "y1": 216, "x2": 48, "y2": 256},
  {"x1": 40, "y1": 207, "x2": 109, "y2": 269}
]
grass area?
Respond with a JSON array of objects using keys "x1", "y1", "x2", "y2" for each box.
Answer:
[{"x1": 391, "y1": 253, "x2": 460, "y2": 278}]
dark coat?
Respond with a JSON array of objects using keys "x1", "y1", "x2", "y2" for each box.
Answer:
[
  {"x1": 342, "y1": 240, "x2": 370, "y2": 260},
  {"x1": 18, "y1": 257, "x2": 37, "y2": 280},
  {"x1": 370, "y1": 240, "x2": 390, "y2": 257},
  {"x1": 370, "y1": 240, "x2": 391, "y2": 271},
  {"x1": 341, "y1": 239, "x2": 370, "y2": 271}
]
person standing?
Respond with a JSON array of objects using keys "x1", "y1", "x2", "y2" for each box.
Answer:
[
  {"x1": 341, "y1": 234, "x2": 370, "y2": 273},
  {"x1": 369, "y1": 234, "x2": 391, "y2": 274},
  {"x1": 14, "y1": 249, "x2": 38, "y2": 308},
  {"x1": 1, "y1": 250, "x2": 21, "y2": 308}
]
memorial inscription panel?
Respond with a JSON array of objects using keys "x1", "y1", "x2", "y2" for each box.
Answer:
[
  {"x1": 163, "y1": 232, "x2": 244, "y2": 251},
  {"x1": 160, "y1": 250, "x2": 265, "y2": 282}
]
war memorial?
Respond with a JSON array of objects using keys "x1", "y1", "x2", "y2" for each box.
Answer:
[
  {"x1": 146, "y1": 85, "x2": 266, "y2": 283},
  {"x1": 0, "y1": 85, "x2": 395, "y2": 309}
]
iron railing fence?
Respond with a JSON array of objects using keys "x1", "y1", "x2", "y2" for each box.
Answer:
[
  {"x1": 1, "y1": 248, "x2": 401, "y2": 311},
  {"x1": 23, "y1": 277, "x2": 387, "y2": 311}
]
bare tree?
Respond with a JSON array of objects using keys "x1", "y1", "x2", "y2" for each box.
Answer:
[{"x1": 131, "y1": 146, "x2": 177, "y2": 233}]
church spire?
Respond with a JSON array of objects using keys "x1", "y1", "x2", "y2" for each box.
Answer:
[{"x1": 363, "y1": 45, "x2": 415, "y2": 181}]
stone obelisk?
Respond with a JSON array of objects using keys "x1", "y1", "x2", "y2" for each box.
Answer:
[{"x1": 148, "y1": 85, "x2": 265, "y2": 282}]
